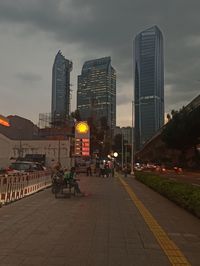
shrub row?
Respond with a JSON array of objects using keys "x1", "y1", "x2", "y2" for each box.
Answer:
[{"x1": 135, "y1": 171, "x2": 200, "y2": 218}]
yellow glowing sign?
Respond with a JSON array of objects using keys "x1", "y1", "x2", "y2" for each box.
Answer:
[{"x1": 76, "y1": 122, "x2": 89, "y2": 134}]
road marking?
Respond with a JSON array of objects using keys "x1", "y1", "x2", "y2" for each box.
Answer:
[{"x1": 117, "y1": 175, "x2": 191, "y2": 266}]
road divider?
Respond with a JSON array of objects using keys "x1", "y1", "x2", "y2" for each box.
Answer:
[{"x1": 0, "y1": 171, "x2": 51, "y2": 206}]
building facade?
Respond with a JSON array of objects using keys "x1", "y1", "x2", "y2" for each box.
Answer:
[
  {"x1": 121, "y1": 127, "x2": 133, "y2": 145},
  {"x1": 51, "y1": 50, "x2": 73, "y2": 126},
  {"x1": 77, "y1": 57, "x2": 116, "y2": 132},
  {"x1": 0, "y1": 133, "x2": 72, "y2": 169},
  {"x1": 134, "y1": 26, "x2": 164, "y2": 151}
]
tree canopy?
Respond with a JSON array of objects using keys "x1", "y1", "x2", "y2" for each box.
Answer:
[{"x1": 162, "y1": 106, "x2": 200, "y2": 151}]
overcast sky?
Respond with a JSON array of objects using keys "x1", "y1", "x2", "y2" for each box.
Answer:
[{"x1": 0, "y1": 0, "x2": 199, "y2": 126}]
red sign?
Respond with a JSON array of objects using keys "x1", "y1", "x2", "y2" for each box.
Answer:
[{"x1": 75, "y1": 138, "x2": 90, "y2": 156}]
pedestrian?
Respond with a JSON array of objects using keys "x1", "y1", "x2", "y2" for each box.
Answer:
[
  {"x1": 63, "y1": 168, "x2": 70, "y2": 187},
  {"x1": 123, "y1": 165, "x2": 128, "y2": 177},
  {"x1": 86, "y1": 160, "x2": 92, "y2": 176},
  {"x1": 99, "y1": 161, "x2": 105, "y2": 177},
  {"x1": 95, "y1": 159, "x2": 100, "y2": 176},
  {"x1": 51, "y1": 160, "x2": 62, "y2": 179},
  {"x1": 110, "y1": 160, "x2": 115, "y2": 177},
  {"x1": 104, "y1": 162, "x2": 110, "y2": 178}
]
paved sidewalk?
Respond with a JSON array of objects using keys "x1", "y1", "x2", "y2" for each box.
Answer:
[
  {"x1": 124, "y1": 174, "x2": 200, "y2": 266},
  {"x1": 0, "y1": 174, "x2": 199, "y2": 265}
]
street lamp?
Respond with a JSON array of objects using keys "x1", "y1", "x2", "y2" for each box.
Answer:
[
  {"x1": 113, "y1": 152, "x2": 118, "y2": 158},
  {"x1": 112, "y1": 152, "x2": 118, "y2": 177},
  {"x1": 121, "y1": 133, "x2": 124, "y2": 169}
]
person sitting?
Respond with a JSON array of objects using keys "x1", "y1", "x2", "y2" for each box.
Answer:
[
  {"x1": 51, "y1": 160, "x2": 62, "y2": 179},
  {"x1": 63, "y1": 168, "x2": 70, "y2": 187},
  {"x1": 64, "y1": 167, "x2": 83, "y2": 195}
]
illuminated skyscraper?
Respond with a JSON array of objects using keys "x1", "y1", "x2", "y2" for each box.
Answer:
[
  {"x1": 51, "y1": 50, "x2": 72, "y2": 126},
  {"x1": 77, "y1": 57, "x2": 116, "y2": 132},
  {"x1": 134, "y1": 26, "x2": 164, "y2": 151}
]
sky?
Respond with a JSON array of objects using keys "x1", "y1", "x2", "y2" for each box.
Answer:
[{"x1": 0, "y1": 0, "x2": 199, "y2": 127}]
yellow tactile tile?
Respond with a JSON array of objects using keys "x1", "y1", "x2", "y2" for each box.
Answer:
[{"x1": 117, "y1": 175, "x2": 191, "y2": 266}]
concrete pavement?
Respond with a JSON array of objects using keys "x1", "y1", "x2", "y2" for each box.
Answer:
[{"x1": 0, "y1": 173, "x2": 199, "y2": 266}]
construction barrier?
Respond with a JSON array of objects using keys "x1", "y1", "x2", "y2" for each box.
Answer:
[{"x1": 0, "y1": 171, "x2": 51, "y2": 206}]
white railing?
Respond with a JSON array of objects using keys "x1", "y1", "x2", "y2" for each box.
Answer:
[{"x1": 0, "y1": 171, "x2": 52, "y2": 206}]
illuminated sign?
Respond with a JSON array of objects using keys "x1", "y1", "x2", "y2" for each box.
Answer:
[
  {"x1": 0, "y1": 115, "x2": 10, "y2": 127},
  {"x1": 75, "y1": 139, "x2": 90, "y2": 156},
  {"x1": 76, "y1": 122, "x2": 89, "y2": 134},
  {"x1": 75, "y1": 121, "x2": 90, "y2": 139},
  {"x1": 75, "y1": 121, "x2": 90, "y2": 156}
]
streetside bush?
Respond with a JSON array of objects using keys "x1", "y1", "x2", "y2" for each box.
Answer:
[{"x1": 135, "y1": 171, "x2": 200, "y2": 218}]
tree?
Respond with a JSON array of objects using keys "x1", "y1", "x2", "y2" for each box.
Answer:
[
  {"x1": 162, "y1": 106, "x2": 200, "y2": 166},
  {"x1": 71, "y1": 109, "x2": 82, "y2": 121},
  {"x1": 166, "y1": 113, "x2": 171, "y2": 122}
]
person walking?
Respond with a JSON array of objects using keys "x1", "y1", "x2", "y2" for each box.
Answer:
[
  {"x1": 99, "y1": 161, "x2": 105, "y2": 177},
  {"x1": 123, "y1": 165, "x2": 128, "y2": 178},
  {"x1": 86, "y1": 160, "x2": 92, "y2": 176}
]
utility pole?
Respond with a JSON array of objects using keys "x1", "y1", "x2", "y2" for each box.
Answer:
[
  {"x1": 125, "y1": 144, "x2": 127, "y2": 166},
  {"x1": 131, "y1": 100, "x2": 134, "y2": 175},
  {"x1": 121, "y1": 133, "x2": 124, "y2": 169},
  {"x1": 58, "y1": 139, "x2": 61, "y2": 163}
]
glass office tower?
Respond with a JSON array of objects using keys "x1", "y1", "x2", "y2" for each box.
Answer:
[
  {"x1": 77, "y1": 57, "x2": 116, "y2": 132},
  {"x1": 134, "y1": 26, "x2": 164, "y2": 151},
  {"x1": 51, "y1": 50, "x2": 73, "y2": 125}
]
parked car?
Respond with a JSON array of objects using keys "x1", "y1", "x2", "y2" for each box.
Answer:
[{"x1": 9, "y1": 161, "x2": 45, "y2": 172}]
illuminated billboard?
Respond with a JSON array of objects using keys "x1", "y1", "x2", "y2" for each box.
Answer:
[
  {"x1": 0, "y1": 115, "x2": 10, "y2": 127},
  {"x1": 75, "y1": 121, "x2": 90, "y2": 156}
]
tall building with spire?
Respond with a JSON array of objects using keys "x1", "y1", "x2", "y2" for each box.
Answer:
[
  {"x1": 51, "y1": 50, "x2": 72, "y2": 126},
  {"x1": 134, "y1": 26, "x2": 164, "y2": 151},
  {"x1": 77, "y1": 57, "x2": 116, "y2": 132}
]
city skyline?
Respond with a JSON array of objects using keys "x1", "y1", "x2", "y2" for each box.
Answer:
[
  {"x1": 51, "y1": 50, "x2": 73, "y2": 124},
  {"x1": 134, "y1": 26, "x2": 164, "y2": 150},
  {"x1": 77, "y1": 57, "x2": 116, "y2": 131},
  {"x1": 0, "y1": 1, "x2": 199, "y2": 127}
]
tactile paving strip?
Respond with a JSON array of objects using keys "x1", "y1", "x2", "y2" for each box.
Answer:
[{"x1": 118, "y1": 175, "x2": 191, "y2": 266}]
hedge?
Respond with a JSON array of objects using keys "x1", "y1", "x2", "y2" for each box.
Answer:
[{"x1": 135, "y1": 171, "x2": 200, "y2": 218}]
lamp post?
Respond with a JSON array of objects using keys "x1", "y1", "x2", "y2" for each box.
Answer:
[
  {"x1": 113, "y1": 152, "x2": 118, "y2": 177},
  {"x1": 125, "y1": 144, "x2": 128, "y2": 166},
  {"x1": 121, "y1": 133, "x2": 124, "y2": 169},
  {"x1": 58, "y1": 139, "x2": 61, "y2": 163},
  {"x1": 131, "y1": 100, "x2": 134, "y2": 175}
]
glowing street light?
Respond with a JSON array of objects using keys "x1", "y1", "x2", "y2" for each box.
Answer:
[{"x1": 113, "y1": 152, "x2": 118, "y2": 158}]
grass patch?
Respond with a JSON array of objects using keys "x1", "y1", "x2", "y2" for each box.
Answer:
[{"x1": 135, "y1": 171, "x2": 200, "y2": 218}]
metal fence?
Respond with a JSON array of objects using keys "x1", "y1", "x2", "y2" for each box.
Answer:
[{"x1": 0, "y1": 171, "x2": 52, "y2": 206}]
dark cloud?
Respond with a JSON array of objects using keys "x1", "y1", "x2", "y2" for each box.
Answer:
[
  {"x1": 16, "y1": 72, "x2": 42, "y2": 84},
  {"x1": 0, "y1": 0, "x2": 199, "y2": 125}
]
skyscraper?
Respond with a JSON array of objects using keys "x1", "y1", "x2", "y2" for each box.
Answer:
[
  {"x1": 134, "y1": 26, "x2": 164, "y2": 151},
  {"x1": 51, "y1": 50, "x2": 73, "y2": 126},
  {"x1": 77, "y1": 57, "x2": 116, "y2": 132}
]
